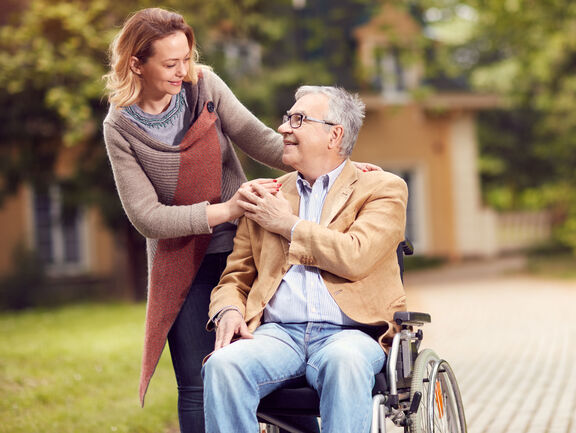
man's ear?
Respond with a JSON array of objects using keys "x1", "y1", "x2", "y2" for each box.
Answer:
[
  {"x1": 130, "y1": 56, "x2": 142, "y2": 75},
  {"x1": 328, "y1": 125, "x2": 344, "y2": 150}
]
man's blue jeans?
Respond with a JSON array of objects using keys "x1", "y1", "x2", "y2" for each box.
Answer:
[{"x1": 202, "y1": 322, "x2": 386, "y2": 433}]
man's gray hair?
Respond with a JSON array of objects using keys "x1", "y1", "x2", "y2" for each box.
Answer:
[{"x1": 295, "y1": 85, "x2": 366, "y2": 157}]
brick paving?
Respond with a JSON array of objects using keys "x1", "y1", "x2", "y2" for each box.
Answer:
[{"x1": 402, "y1": 256, "x2": 576, "y2": 433}]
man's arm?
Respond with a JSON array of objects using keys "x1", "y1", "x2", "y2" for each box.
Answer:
[
  {"x1": 289, "y1": 178, "x2": 407, "y2": 280},
  {"x1": 208, "y1": 217, "x2": 257, "y2": 349},
  {"x1": 242, "y1": 172, "x2": 408, "y2": 281}
]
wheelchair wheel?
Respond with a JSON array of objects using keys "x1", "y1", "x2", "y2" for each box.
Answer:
[{"x1": 408, "y1": 349, "x2": 466, "y2": 433}]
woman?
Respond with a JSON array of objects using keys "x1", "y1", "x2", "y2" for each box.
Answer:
[{"x1": 102, "y1": 7, "x2": 374, "y2": 432}]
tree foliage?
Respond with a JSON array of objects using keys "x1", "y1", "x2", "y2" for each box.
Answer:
[
  {"x1": 404, "y1": 0, "x2": 576, "y2": 252},
  {"x1": 0, "y1": 0, "x2": 382, "y2": 297},
  {"x1": 4, "y1": 0, "x2": 576, "y2": 261}
]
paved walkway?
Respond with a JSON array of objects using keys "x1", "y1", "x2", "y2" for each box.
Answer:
[{"x1": 400, "y1": 256, "x2": 576, "y2": 433}]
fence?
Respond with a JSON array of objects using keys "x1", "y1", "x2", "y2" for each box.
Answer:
[{"x1": 497, "y1": 210, "x2": 552, "y2": 253}]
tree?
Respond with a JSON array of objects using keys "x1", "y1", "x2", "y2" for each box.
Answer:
[
  {"x1": 0, "y1": 0, "x2": 384, "y2": 299},
  {"x1": 466, "y1": 0, "x2": 576, "y2": 252},
  {"x1": 400, "y1": 0, "x2": 576, "y2": 252}
]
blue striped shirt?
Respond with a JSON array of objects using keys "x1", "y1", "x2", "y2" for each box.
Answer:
[{"x1": 263, "y1": 161, "x2": 360, "y2": 325}]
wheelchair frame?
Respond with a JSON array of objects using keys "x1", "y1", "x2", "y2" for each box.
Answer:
[
  {"x1": 373, "y1": 311, "x2": 466, "y2": 433},
  {"x1": 259, "y1": 311, "x2": 467, "y2": 433}
]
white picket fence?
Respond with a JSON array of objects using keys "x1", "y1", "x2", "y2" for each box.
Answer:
[{"x1": 497, "y1": 210, "x2": 552, "y2": 252}]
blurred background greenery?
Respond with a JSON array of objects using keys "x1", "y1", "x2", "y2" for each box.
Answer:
[{"x1": 1, "y1": 0, "x2": 576, "y2": 431}]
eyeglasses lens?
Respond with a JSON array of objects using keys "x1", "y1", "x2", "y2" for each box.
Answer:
[
  {"x1": 291, "y1": 114, "x2": 303, "y2": 128},
  {"x1": 283, "y1": 113, "x2": 304, "y2": 128}
]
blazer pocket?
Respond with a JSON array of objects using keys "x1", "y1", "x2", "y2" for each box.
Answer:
[{"x1": 327, "y1": 207, "x2": 358, "y2": 230}]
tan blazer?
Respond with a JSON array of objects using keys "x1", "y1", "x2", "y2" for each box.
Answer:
[{"x1": 208, "y1": 160, "x2": 409, "y2": 348}]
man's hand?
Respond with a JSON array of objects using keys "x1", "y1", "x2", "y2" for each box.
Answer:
[
  {"x1": 214, "y1": 309, "x2": 253, "y2": 351},
  {"x1": 224, "y1": 179, "x2": 281, "y2": 221},
  {"x1": 238, "y1": 183, "x2": 299, "y2": 240}
]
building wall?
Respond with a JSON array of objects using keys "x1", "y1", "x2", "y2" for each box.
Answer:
[
  {"x1": 84, "y1": 207, "x2": 120, "y2": 278},
  {"x1": 0, "y1": 186, "x2": 29, "y2": 274},
  {"x1": 447, "y1": 113, "x2": 498, "y2": 258},
  {"x1": 352, "y1": 102, "x2": 459, "y2": 257},
  {"x1": 0, "y1": 183, "x2": 119, "y2": 280}
]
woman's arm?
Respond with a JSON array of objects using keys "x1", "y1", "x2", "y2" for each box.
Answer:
[
  {"x1": 103, "y1": 122, "x2": 213, "y2": 239},
  {"x1": 204, "y1": 69, "x2": 290, "y2": 172}
]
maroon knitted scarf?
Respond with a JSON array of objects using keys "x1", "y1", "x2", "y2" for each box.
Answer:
[{"x1": 139, "y1": 101, "x2": 221, "y2": 404}]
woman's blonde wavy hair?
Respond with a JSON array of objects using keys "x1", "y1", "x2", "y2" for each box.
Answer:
[{"x1": 103, "y1": 8, "x2": 202, "y2": 108}]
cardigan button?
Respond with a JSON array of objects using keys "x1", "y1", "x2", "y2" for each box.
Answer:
[{"x1": 207, "y1": 101, "x2": 215, "y2": 112}]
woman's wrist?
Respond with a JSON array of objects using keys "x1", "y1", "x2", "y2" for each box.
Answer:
[
  {"x1": 206, "y1": 200, "x2": 241, "y2": 227},
  {"x1": 206, "y1": 202, "x2": 227, "y2": 227}
]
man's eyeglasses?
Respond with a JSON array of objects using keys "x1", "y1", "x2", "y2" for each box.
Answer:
[{"x1": 282, "y1": 113, "x2": 336, "y2": 129}]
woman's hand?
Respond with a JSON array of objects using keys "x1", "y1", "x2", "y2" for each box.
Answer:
[
  {"x1": 207, "y1": 179, "x2": 280, "y2": 226},
  {"x1": 227, "y1": 179, "x2": 281, "y2": 220},
  {"x1": 351, "y1": 161, "x2": 383, "y2": 172}
]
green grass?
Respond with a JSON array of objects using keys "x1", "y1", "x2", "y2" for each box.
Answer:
[
  {"x1": 525, "y1": 252, "x2": 576, "y2": 279},
  {"x1": 0, "y1": 303, "x2": 178, "y2": 433}
]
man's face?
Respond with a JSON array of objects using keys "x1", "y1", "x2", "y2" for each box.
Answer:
[{"x1": 278, "y1": 94, "x2": 333, "y2": 172}]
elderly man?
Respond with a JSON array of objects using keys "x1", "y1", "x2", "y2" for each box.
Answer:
[{"x1": 202, "y1": 86, "x2": 408, "y2": 433}]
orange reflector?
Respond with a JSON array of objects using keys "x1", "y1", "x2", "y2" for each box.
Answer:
[{"x1": 435, "y1": 380, "x2": 445, "y2": 418}]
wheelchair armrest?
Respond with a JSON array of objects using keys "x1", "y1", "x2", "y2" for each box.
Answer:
[{"x1": 394, "y1": 311, "x2": 431, "y2": 327}]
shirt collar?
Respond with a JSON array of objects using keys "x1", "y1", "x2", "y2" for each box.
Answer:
[{"x1": 296, "y1": 159, "x2": 347, "y2": 195}]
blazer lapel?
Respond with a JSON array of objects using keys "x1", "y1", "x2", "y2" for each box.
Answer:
[
  {"x1": 320, "y1": 160, "x2": 358, "y2": 226},
  {"x1": 283, "y1": 174, "x2": 301, "y2": 218},
  {"x1": 279, "y1": 172, "x2": 300, "y2": 255}
]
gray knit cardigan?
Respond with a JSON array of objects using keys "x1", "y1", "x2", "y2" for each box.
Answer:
[{"x1": 103, "y1": 67, "x2": 289, "y2": 404}]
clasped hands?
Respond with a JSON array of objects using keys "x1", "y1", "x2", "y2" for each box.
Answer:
[{"x1": 237, "y1": 181, "x2": 299, "y2": 239}]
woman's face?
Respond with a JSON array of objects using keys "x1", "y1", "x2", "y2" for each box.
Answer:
[{"x1": 132, "y1": 31, "x2": 191, "y2": 107}]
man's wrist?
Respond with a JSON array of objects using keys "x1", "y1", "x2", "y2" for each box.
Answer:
[
  {"x1": 290, "y1": 219, "x2": 302, "y2": 239},
  {"x1": 213, "y1": 306, "x2": 242, "y2": 327}
]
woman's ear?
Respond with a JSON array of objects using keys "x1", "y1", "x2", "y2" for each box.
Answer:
[{"x1": 130, "y1": 56, "x2": 142, "y2": 76}]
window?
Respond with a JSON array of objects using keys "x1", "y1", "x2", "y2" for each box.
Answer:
[
  {"x1": 386, "y1": 166, "x2": 429, "y2": 254},
  {"x1": 373, "y1": 45, "x2": 419, "y2": 102},
  {"x1": 32, "y1": 184, "x2": 85, "y2": 274},
  {"x1": 219, "y1": 39, "x2": 262, "y2": 78}
]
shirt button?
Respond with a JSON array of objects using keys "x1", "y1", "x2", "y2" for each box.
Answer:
[{"x1": 207, "y1": 101, "x2": 215, "y2": 112}]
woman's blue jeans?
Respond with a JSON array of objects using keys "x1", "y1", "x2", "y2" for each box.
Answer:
[
  {"x1": 202, "y1": 322, "x2": 386, "y2": 433},
  {"x1": 167, "y1": 252, "x2": 229, "y2": 433}
]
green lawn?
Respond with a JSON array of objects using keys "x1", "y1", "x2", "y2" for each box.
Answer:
[
  {"x1": 0, "y1": 303, "x2": 178, "y2": 433},
  {"x1": 526, "y1": 252, "x2": 576, "y2": 279}
]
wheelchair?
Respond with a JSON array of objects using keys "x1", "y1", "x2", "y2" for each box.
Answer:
[{"x1": 257, "y1": 241, "x2": 467, "y2": 433}]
